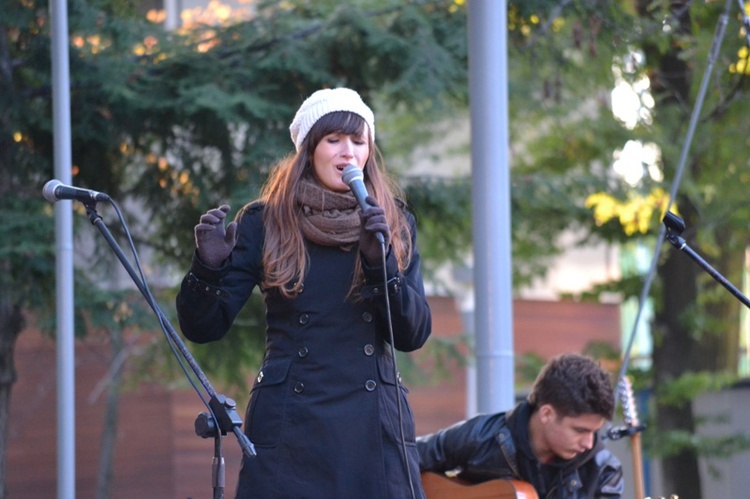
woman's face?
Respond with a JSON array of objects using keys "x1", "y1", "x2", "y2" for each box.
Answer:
[{"x1": 312, "y1": 130, "x2": 370, "y2": 192}]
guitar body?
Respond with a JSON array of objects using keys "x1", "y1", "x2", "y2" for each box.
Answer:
[{"x1": 421, "y1": 472, "x2": 539, "y2": 499}]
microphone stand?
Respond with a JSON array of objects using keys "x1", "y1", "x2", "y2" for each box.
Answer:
[
  {"x1": 82, "y1": 200, "x2": 255, "y2": 499},
  {"x1": 662, "y1": 211, "x2": 750, "y2": 309}
]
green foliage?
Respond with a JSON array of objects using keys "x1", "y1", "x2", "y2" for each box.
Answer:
[
  {"x1": 625, "y1": 366, "x2": 653, "y2": 392},
  {"x1": 0, "y1": 0, "x2": 469, "y2": 374},
  {"x1": 403, "y1": 177, "x2": 472, "y2": 275},
  {"x1": 656, "y1": 371, "x2": 738, "y2": 408},
  {"x1": 647, "y1": 427, "x2": 750, "y2": 462},
  {"x1": 70, "y1": 0, "x2": 471, "y2": 266},
  {"x1": 399, "y1": 333, "x2": 470, "y2": 386},
  {"x1": 503, "y1": 2, "x2": 750, "y2": 480},
  {"x1": 0, "y1": 198, "x2": 56, "y2": 308},
  {"x1": 515, "y1": 352, "x2": 546, "y2": 390},
  {"x1": 510, "y1": 170, "x2": 607, "y2": 287},
  {"x1": 582, "y1": 340, "x2": 620, "y2": 362},
  {"x1": 6, "y1": 1, "x2": 750, "y2": 480}
]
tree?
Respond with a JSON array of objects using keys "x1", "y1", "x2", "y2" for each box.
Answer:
[
  {"x1": 510, "y1": 2, "x2": 750, "y2": 497},
  {"x1": 1, "y1": 3, "x2": 60, "y2": 496},
  {"x1": 635, "y1": 2, "x2": 750, "y2": 496},
  {"x1": 0, "y1": 0, "x2": 471, "y2": 495},
  {"x1": 6, "y1": 1, "x2": 750, "y2": 497}
]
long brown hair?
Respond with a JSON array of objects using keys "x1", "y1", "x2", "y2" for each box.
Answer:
[{"x1": 254, "y1": 111, "x2": 412, "y2": 298}]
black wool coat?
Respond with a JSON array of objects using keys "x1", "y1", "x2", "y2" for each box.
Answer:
[{"x1": 176, "y1": 202, "x2": 431, "y2": 499}]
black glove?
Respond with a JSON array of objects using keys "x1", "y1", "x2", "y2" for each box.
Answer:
[
  {"x1": 359, "y1": 196, "x2": 391, "y2": 266},
  {"x1": 194, "y1": 205, "x2": 237, "y2": 268}
]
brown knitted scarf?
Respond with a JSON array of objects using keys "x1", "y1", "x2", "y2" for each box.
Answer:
[{"x1": 297, "y1": 177, "x2": 360, "y2": 248}]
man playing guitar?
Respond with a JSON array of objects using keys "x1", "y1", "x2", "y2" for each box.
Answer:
[{"x1": 418, "y1": 353, "x2": 623, "y2": 498}]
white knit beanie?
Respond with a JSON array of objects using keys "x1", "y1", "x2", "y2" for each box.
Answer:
[{"x1": 289, "y1": 87, "x2": 375, "y2": 151}]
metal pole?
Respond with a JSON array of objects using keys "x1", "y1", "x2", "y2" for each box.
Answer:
[
  {"x1": 50, "y1": 1, "x2": 76, "y2": 497},
  {"x1": 468, "y1": 0, "x2": 514, "y2": 413}
]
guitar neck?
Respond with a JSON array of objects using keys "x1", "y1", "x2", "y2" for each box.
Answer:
[
  {"x1": 619, "y1": 376, "x2": 646, "y2": 499},
  {"x1": 630, "y1": 432, "x2": 645, "y2": 499}
]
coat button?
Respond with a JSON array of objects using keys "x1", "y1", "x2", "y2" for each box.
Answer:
[
  {"x1": 298, "y1": 346, "x2": 309, "y2": 358},
  {"x1": 362, "y1": 312, "x2": 373, "y2": 323},
  {"x1": 298, "y1": 313, "x2": 309, "y2": 325},
  {"x1": 363, "y1": 344, "x2": 375, "y2": 356},
  {"x1": 365, "y1": 380, "x2": 377, "y2": 391},
  {"x1": 294, "y1": 382, "x2": 304, "y2": 394}
]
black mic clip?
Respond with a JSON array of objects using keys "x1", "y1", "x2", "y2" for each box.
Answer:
[
  {"x1": 663, "y1": 211, "x2": 686, "y2": 235},
  {"x1": 662, "y1": 211, "x2": 687, "y2": 249},
  {"x1": 607, "y1": 423, "x2": 646, "y2": 440}
]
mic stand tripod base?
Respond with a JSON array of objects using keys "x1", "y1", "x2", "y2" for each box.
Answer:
[
  {"x1": 212, "y1": 439, "x2": 226, "y2": 493},
  {"x1": 195, "y1": 395, "x2": 255, "y2": 499}
]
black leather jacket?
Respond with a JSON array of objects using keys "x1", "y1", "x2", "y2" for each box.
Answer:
[{"x1": 417, "y1": 401, "x2": 623, "y2": 498}]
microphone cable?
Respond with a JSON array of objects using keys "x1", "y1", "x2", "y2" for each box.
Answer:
[
  {"x1": 345, "y1": 164, "x2": 417, "y2": 498},
  {"x1": 376, "y1": 236, "x2": 417, "y2": 499}
]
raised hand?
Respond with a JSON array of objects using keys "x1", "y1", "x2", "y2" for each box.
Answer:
[{"x1": 194, "y1": 205, "x2": 237, "y2": 268}]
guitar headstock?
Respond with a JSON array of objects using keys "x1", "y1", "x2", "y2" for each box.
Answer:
[{"x1": 618, "y1": 375, "x2": 640, "y2": 428}]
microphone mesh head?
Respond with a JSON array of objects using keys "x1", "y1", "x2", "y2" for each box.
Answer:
[
  {"x1": 341, "y1": 165, "x2": 364, "y2": 187},
  {"x1": 42, "y1": 179, "x2": 62, "y2": 203}
]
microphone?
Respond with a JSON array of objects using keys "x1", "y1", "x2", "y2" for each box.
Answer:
[
  {"x1": 42, "y1": 179, "x2": 110, "y2": 204},
  {"x1": 341, "y1": 165, "x2": 384, "y2": 244}
]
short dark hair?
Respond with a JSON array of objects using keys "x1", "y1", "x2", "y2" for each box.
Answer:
[{"x1": 527, "y1": 353, "x2": 614, "y2": 419}]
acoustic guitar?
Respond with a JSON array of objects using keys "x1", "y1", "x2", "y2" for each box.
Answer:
[{"x1": 421, "y1": 471, "x2": 539, "y2": 499}]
